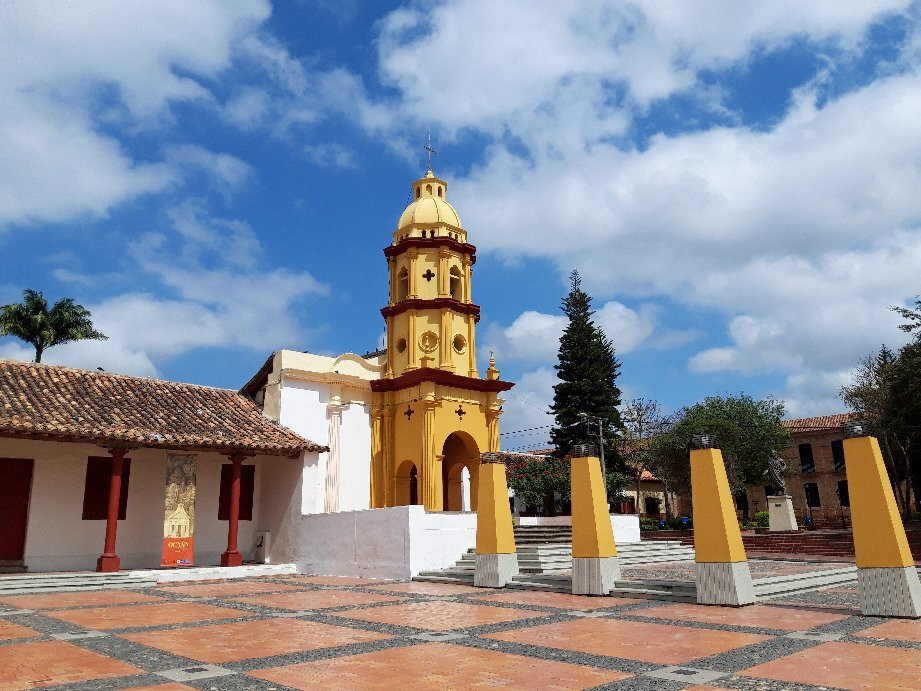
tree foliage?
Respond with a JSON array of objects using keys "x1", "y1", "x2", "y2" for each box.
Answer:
[
  {"x1": 841, "y1": 302, "x2": 921, "y2": 516},
  {"x1": 619, "y1": 398, "x2": 674, "y2": 513},
  {"x1": 0, "y1": 289, "x2": 107, "y2": 363},
  {"x1": 549, "y1": 270, "x2": 622, "y2": 470},
  {"x1": 648, "y1": 394, "x2": 789, "y2": 495},
  {"x1": 504, "y1": 453, "x2": 571, "y2": 512}
]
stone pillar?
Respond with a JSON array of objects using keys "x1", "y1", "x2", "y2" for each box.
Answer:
[
  {"x1": 97, "y1": 447, "x2": 127, "y2": 573},
  {"x1": 570, "y1": 447, "x2": 619, "y2": 594},
  {"x1": 388, "y1": 257, "x2": 397, "y2": 305},
  {"x1": 385, "y1": 316, "x2": 394, "y2": 378},
  {"x1": 474, "y1": 452, "x2": 518, "y2": 587},
  {"x1": 324, "y1": 397, "x2": 345, "y2": 513},
  {"x1": 439, "y1": 310, "x2": 454, "y2": 371},
  {"x1": 690, "y1": 440, "x2": 755, "y2": 605},
  {"x1": 406, "y1": 310, "x2": 418, "y2": 370},
  {"x1": 466, "y1": 315, "x2": 478, "y2": 377},
  {"x1": 486, "y1": 405, "x2": 501, "y2": 453},
  {"x1": 462, "y1": 256, "x2": 472, "y2": 303},
  {"x1": 767, "y1": 495, "x2": 798, "y2": 532},
  {"x1": 221, "y1": 454, "x2": 246, "y2": 567},
  {"x1": 438, "y1": 248, "x2": 451, "y2": 297},
  {"x1": 843, "y1": 426, "x2": 921, "y2": 618},
  {"x1": 408, "y1": 249, "x2": 418, "y2": 299},
  {"x1": 383, "y1": 409, "x2": 395, "y2": 507},
  {"x1": 370, "y1": 408, "x2": 384, "y2": 509},
  {"x1": 421, "y1": 399, "x2": 442, "y2": 511}
]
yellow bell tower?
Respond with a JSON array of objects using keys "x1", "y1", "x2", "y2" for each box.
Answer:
[{"x1": 370, "y1": 169, "x2": 514, "y2": 512}]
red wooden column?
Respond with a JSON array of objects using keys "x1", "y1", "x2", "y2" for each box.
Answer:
[
  {"x1": 221, "y1": 454, "x2": 246, "y2": 567},
  {"x1": 96, "y1": 448, "x2": 127, "y2": 572}
]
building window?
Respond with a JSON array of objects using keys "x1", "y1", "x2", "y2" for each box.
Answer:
[
  {"x1": 82, "y1": 456, "x2": 131, "y2": 520},
  {"x1": 837, "y1": 480, "x2": 850, "y2": 507},
  {"x1": 218, "y1": 464, "x2": 255, "y2": 521},
  {"x1": 449, "y1": 266, "x2": 462, "y2": 299},
  {"x1": 798, "y1": 443, "x2": 815, "y2": 473},
  {"x1": 804, "y1": 482, "x2": 821, "y2": 507},
  {"x1": 397, "y1": 267, "x2": 409, "y2": 301},
  {"x1": 644, "y1": 496, "x2": 661, "y2": 515},
  {"x1": 831, "y1": 440, "x2": 846, "y2": 471}
]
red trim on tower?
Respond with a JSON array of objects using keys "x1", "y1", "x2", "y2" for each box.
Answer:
[
  {"x1": 383, "y1": 237, "x2": 477, "y2": 264},
  {"x1": 381, "y1": 298, "x2": 480, "y2": 322},
  {"x1": 371, "y1": 367, "x2": 514, "y2": 393}
]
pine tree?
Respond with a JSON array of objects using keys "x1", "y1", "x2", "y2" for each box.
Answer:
[{"x1": 549, "y1": 270, "x2": 623, "y2": 469}]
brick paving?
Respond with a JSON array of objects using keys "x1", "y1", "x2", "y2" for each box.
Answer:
[{"x1": 0, "y1": 573, "x2": 919, "y2": 689}]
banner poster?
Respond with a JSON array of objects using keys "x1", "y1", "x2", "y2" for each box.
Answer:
[{"x1": 161, "y1": 454, "x2": 196, "y2": 567}]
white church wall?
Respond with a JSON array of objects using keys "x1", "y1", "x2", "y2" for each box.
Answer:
[
  {"x1": 298, "y1": 506, "x2": 476, "y2": 580},
  {"x1": 0, "y1": 437, "x2": 281, "y2": 571},
  {"x1": 258, "y1": 453, "x2": 311, "y2": 564},
  {"x1": 277, "y1": 378, "x2": 328, "y2": 515},
  {"x1": 338, "y1": 401, "x2": 371, "y2": 511}
]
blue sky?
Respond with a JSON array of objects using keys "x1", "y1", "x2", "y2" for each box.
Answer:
[{"x1": 3, "y1": 1, "x2": 921, "y2": 451}]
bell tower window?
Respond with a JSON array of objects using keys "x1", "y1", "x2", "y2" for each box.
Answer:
[
  {"x1": 397, "y1": 267, "x2": 409, "y2": 302},
  {"x1": 449, "y1": 266, "x2": 462, "y2": 299}
]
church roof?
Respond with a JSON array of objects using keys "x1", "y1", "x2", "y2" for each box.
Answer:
[
  {"x1": 0, "y1": 359, "x2": 324, "y2": 456},
  {"x1": 397, "y1": 170, "x2": 462, "y2": 229}
]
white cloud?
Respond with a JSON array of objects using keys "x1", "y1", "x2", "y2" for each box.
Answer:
[
  {"x1": 34, "y1": 201, "x2": 330, "y2": 375},
  {"x1": 0, "y1": 1, "x2": 270, "y2": 228},
  {"x1": 484, "y1": 301, "x2": 659, "y2": 367}
]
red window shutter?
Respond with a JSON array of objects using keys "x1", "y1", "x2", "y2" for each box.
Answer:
[
  {"x1": 82, "y1": 456, "x2": 131, "y2": 520},
  {"x1": 218, "y1": 464, "x2": 255, "y2": 521}
]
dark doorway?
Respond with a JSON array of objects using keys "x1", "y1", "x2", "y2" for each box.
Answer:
[
  {"x1": 0, "y1": 459, "x2": 34, "y2": 561},
  {"x1": 409, "y1": 465, "x2": 418, "y2": 506}
]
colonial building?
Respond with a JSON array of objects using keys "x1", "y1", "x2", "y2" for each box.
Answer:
[
  {"x1": 0, "y1": 359, "x2": 323, "y2": 573},
  {"x1": 743, "y1": 413, "x2": 860, "y2": 526}
]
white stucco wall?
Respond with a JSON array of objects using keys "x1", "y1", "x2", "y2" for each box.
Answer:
[
  {"x1": 276, "y1": 373, "x2": 373, "y2": 515},
  {"x1": 299, "y1": 506, "x2": 477, "y2": 580},
  {"x1": 516, "y1": 514, "x2": 641, "y2": 543},
  {"x1": 0, "y1": 437, "x2": 313, "y2": 571}
]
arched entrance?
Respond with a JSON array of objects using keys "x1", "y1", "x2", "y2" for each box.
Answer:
[
  {"x1": 395, "y1": 461, "x2": 419, "y2": 506},
  {"x1": 441, "y1": 432, "x2": 479, "y2": 512}
]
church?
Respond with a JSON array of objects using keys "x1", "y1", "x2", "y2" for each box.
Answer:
[{"x1": 0, "y1": 167, "x2": 521, "y2": 578}]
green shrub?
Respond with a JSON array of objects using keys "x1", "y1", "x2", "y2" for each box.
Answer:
[
  {"x1": 639, "y1": 517, "x2": 660, "y2": 531},
  {"x1": 751, "y1": 510, "x2": 770, "y2": 528}
]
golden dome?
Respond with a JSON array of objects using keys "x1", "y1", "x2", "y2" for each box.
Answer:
[{"x1": 397, "y1": 171, "x2": 462, "y2": 230}]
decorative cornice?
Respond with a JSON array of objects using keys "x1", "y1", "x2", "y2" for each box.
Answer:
[
  {"x1": 384, "y1": 237, "x2": 477, "y2": 264},
  {"x1": 371, "y1": 367, "x2": 514, "y2": 393},
  {"x1": 381, "y1": 298, "x2": 480, "y2": 321}
]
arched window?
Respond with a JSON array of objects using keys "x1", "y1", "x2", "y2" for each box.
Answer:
[
  {"x1": 426, "y1": 184, "x2": 432, "y2": 194},
  {"x1": 415, "y1": 187, "x2": 421, "y2": 199},
  {"x1": 449, "y1": 266, "x2": 462, "y2": 299},
  {"x1": 397, "y1": 267, "x2": 409, "y2": 301},
  {"x1": 438, "y1": 186, "x2": 443, "y2": 197}
]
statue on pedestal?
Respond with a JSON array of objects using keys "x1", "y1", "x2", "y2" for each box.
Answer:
[{"x1": 768, "y1": 452, "x2": 787, "y2": 495}]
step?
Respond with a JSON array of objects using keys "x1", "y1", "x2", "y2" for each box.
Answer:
[{"x1": 0, "y1": 572, "x2": 157, "y2": 595}]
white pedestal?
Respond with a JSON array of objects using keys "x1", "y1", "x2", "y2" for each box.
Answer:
[
  {"x1": 767, "y1": 495, "x2": 798, "y2": 532},
  {"x1": 474, "y1": 553, "x2": 519, "y2": 588},
  {"x1": 858, "y1": 566, "x2": 921, "y2": 618},
  {"x1": 572, "y1": 556, "x2": 620, "y2": 595},
  {"x1": 696, "y1": 561, "x2": 756, "y2": 606}
]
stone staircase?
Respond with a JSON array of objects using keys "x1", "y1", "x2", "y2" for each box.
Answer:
[
  {"x1": 0, "y1": 571, "x2": 158, "y2": 595},
  {"x1": 449, "y1": 540, "x2": 696, "y2": 574},
  {"x1": 414, "y1": 524, "x2": 858, "y2": 601}
]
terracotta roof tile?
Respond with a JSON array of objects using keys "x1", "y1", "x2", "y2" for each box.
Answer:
[
  {"x1": 0, "y1": 359, "x2": 323, "y2": 456},
  {"x1": 782, "y1": 412, "x2": 861, "y2": 432}
]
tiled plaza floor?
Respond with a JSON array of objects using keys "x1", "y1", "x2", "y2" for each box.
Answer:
[{"x1": 1, "y1": 571, "x2": 920, "y2": 689}]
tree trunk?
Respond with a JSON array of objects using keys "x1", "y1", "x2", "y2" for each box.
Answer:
[{"x1": 34, "y1": 345, "x2": 43, "y2": 363}]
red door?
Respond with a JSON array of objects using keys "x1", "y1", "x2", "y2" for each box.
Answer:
[{"x1": 0, "y1": 459, "x2": 34, "y2": 561}]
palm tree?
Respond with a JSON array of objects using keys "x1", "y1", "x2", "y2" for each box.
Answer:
[{"x1": 0, "y1": 289, "x2": 107, "y2": 363}]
